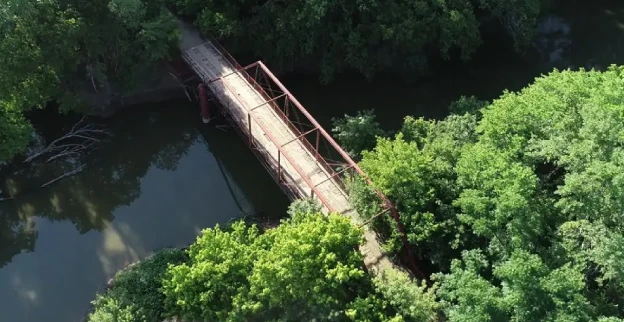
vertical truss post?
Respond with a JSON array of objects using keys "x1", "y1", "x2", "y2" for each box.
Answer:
[
  {"x1": 315, "y1": 129, "x2": 320, "y2": 158},
  {"x1": 277, "y1": 150, "x2": 281, "y2": 182},
  {"x1": 254, "y1": 66, "x2": 259, "y2": 91},
  {"x1": 247, "y1": 113, "x2": 252, "y2": 146}
]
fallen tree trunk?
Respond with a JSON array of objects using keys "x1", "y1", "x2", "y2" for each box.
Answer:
[{"x1": 24, "y1": 117, "x2": 111, "y2": 164}]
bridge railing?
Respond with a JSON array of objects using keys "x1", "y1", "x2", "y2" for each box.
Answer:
[{"x1": 204, "y1": 39, "x2": 423, "y2": 278}]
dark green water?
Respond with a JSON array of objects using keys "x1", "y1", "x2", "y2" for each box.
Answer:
[
  {"x1": 1, "y1": 1, "x2": 624, "y2": 321},
  {"x1": 0, "y1": 102, "x2": 289, "y2": 322},
  {"x1": 282, "y1": 0, "x2": 624, "y2": 130}
]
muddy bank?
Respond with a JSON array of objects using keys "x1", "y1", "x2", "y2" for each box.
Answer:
[
  {"x1": 84, "y1": 17, "x2": 206, "y2": 118},
  {"x1": 85, "y1": 62, "x2": 191, "y2": 118}
]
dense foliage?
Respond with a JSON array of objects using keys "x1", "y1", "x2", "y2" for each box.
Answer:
[
  {"x1": 88, "y1": 248, "x2": 187, "y2": 322},
  {"x1": 88, "y1": 206, "x2": 437, "y2": 321},
  {"x1": 339, "y1": 66, "x2": 624, "y2": 321},
  {"x1": 167, "y1": 0, "x2": 545, "y2": 82},
  {"x1": 163, "y1": 212, "x2": 383, "y2": 321},
  {"x1": 0, "y1": 0, "x2": 180, "y2": 162},
  {"x1": 332, "y1": 110, "x2": 386, "y2": 160}
]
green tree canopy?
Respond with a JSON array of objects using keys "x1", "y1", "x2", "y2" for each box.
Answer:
[
  {"x1": 0, "y1": 0, "x2": 180, "y2": 162},
  {"x1": 167, "y1": 0, "x2": 544, "y2": 81},
  {"x1": 347, "y1": 66, "x2": 624, "y2": 321},
  {"x1": 348, "y1": 112, "x2": 480, "y2": 268},
  {"x1": 163, "y1": 214, "x2": 367, "y2": 321},
  {"x1": 162, "y1": 211, "x2": 438, "y2": 322}
]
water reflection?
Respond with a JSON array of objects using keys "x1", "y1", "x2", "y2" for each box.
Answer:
[
  {"x1": 0, "y1": 101, "x2": 289, "y2": 322},
  {"x1": 0, "y1": 203, "x2": 36, "y2": 268},
  {"x1": 0, "y1": 105, "x2": 198, "y2": 268}
]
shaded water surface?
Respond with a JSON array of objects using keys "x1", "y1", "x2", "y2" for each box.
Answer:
[
  {"x1": 282, "y1": 0, "x2": 624, "y2": 129},
  {"x1": 0, "y1": 102, "x2": 288, "y2": 322},
  {"x1": 2, "y1": 1, "x2": 624, "y2": 321}
]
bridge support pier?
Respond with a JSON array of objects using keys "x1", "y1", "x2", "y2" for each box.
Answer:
[{"x1": 198, "y1": 83, "x2": 211, "y2": 123}]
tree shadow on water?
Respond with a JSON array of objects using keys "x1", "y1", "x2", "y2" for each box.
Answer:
[{"x1": 0, "y1": 104, "x2": 199, "y2": 268}]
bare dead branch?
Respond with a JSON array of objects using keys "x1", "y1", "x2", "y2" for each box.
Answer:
[
  {"x1": 40, "y1": 164, "x2": 86, "y2": 188},
  {"x1": 169, "y1": 72, "x2": 192, "y2": 102},
  {"x1": 216, "y1": 124, "x2": 229, "y2": 132},
  {"x1": 0, "y1": 190, "x2": 13, "y2": 202},
  {"x1": 358, "y1": 208, "x2": 391, "y2": 228},
  {"x1": 91, "y1": 76, "x2": 98, "y2": 92},
  {"x1": 24, "y1": 117, "x2": 111, "y2": 163}
]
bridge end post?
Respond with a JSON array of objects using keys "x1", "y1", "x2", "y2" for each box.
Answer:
[{"x1": 198, "y1": 83, "x2": 211, "y2": 123}]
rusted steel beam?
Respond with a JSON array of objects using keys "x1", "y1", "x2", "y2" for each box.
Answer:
[
  {"x1": 216, "y1": 77, "x2": 334, "y2": 212},
  {"x1": 250, "y1": 117, "x2": 332, "y2": 212},
  {"x1": 256, "y1": 60, "x2": 422, "y2": 278},
  {"x1": 255, "y1": 62, "x2": 359, "y2": 169},
  {"x1": 250, "y1": 93, "x2": 288, "y2": 112},
  {"x1": 315, "y1": 130, "x2": 320, "y2": 156},
  {"x1": 314, "y1": 165, "x2": 354, "y2": 188},
  {"x1": 358, "y1": 208, "x2": 391, "y2": 228},
  {"x1": 206, "y1": 38, "x2": 243, "y2": 70},
  {"x1": 198, "y1": 41, "x2": 422, "y2": 277},
  {"x1": 205, "y1": 61, "x2": 260, "y2": 85},
  {"x1": 280, "y1": 127, "x2": 318, "y2": 148}
]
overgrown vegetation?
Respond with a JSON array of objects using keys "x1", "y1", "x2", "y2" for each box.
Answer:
[
  {"x1": 336, "y1": 66, "x2": 624, "y2": 321},
  {"x1": 88, "y1": 205, "x2": 437, "y2": 321},
  {"x1": 166, "y1": 0, "x2": 546, "y2": 82},
  {"x1": 88, "y1": 248, "x2": 187, "y2": 322},
  {"x1": 0, "y1": 0, "x2": 180, "y2": 162}
]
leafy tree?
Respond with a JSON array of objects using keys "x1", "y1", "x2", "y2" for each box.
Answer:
[
  {"x1": 355, "y1": 112, "x2": 478, "y2": 269},
  {"x1": 0, "y1": 106, "x2": 33, "y2": 162},
  {"x1": 163, "y1": 213, "x2": 370, "y2": 321},
  {"x1": 0, "y1": 0, "x2": 180, "y2": 162},
  {"x1": 350, "y1": 66, "x2": 624, "y2": 321},
  {"x1": 372, "y1": 268, "x2": 438, "y2": 322},
  {"x1": 0, "y1": 0, "x2": 82, "y2": 111},
  {"x1": 88, "y1": 248, "x2": 187, "y2": 322},
  {"x1": 163, "y1": 222, "x2": 260, "y2": 321},
  {"x1": 435, "y1": 249, "x2": 595, "y2": 322},
  {"x1": 242, "y1": 212, "x2": 366, "y2": 320},
  {"x1": 287, "y1": 197, "x2": 322, "y2": 218},
  {"x1": 478, "y1": 0, "x2": 544, "y2": 50},
  {"x1": 448, "y1": 95, "x2": 487, "y2": 116},
  {"x1": 0, "y1": 0, "x2": 81, "y2": 161},
  {"x1": 167, "y1": 0, "x2": 542, "y2": 81},
  {"x1": 345, "y1": 294, "x2": 402, "y2": 322},
  {"x1": 332, "y1": 110, "x2": 386, "y2": 159},
  {"x1": 88, "y1": 295, "x2": 136, "y2": 322},
  {"x1": 434, "y1": 66, "x2": 624, "y2": 321}
]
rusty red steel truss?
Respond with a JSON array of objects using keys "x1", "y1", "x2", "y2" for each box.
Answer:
[{"x1": 200, "y1": 39, "x2": 423, "y2": 278}]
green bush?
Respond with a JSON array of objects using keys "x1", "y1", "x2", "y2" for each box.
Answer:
[
  {"x1": 332, "y1": 110, "x2": 386, "y2": 159},
  {"x1": 287, "y1": 198, "x2": 322, "y2": 218},
  {"x1": 89, "y1": 248, "x2": 187, "y2": 322},
  {"x1": 373, "y1": 268, "x2": 438, "y2": 322},
  {"x1": 162, "y1": 213, "x2": 369, "y2": 321},
  {"x1": 88, "y1": 294, "x2": 137, "y2": 322}
]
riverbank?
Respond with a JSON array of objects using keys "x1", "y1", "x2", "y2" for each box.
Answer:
[
  {"x1": 87, "y1": 62, "x2": 191, "y2": 118},
  {"x1": 0, "y1": 101, "x2": 290, "y2": 322},
  {"x1": 86, "y1": 210, "x2": 438, "y2": 322}
]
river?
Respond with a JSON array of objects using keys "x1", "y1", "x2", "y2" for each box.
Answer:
[
  {"x1": 0, "y1": 103, "x2": 289, "y2": 322},
  {"x1": 282, "y1": 0, "x2": 624, "y2": 130},
  {"x1": 1, "y1": 1, "x2": 623, "y2": 321}
]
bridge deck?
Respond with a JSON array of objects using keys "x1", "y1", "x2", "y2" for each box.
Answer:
[{"x1": 183, "y1": 42, "x2": 393, "y2": 274}]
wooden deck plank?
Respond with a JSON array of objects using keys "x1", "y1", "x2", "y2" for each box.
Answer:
[{"x1": 183, "y1": 42, "x2": 393, "y2": 274}]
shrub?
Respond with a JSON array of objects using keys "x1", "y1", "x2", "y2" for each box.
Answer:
[{"x1": 89, "y1": 248, "x2": 187, "y2": 322}]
